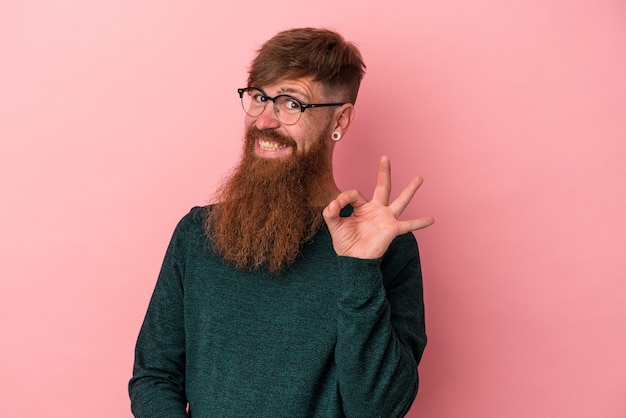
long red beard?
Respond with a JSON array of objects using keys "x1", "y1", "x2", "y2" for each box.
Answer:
[{"x1": 206, "y1": 126, "x2": 331, "y2": 274}]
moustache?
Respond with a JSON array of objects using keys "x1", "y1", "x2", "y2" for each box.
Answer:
[{"x1": 245, "y1": 126, "x2": 298, "y2": 148}]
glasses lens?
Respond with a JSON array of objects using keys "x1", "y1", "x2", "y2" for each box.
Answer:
[
  {"x1": 274, "y1": 95, "x2": 302, "y2": 125},
  {"x1": 241, "y1": 88, "x2": 265, "y2": 117},
  {"x1": 239, "y1": 89, "x2": 303, "y2": 125}
]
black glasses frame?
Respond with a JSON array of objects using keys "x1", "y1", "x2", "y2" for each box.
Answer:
[{"x1": 237, "y1": 87, "x2": 346, "y2": 124}]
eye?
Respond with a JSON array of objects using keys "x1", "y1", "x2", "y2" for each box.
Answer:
[
  {"x1": 286, "y1": 99, "x2": 300, "y2": 110},
  {"x1": 276, "y1": 96, "x2": 302, "y2": 113},
  {"x1": 250, "y1": 91, "x2": 266, "y2": 103}
]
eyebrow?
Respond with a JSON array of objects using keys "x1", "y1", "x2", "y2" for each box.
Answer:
[{"x1": 276, "y1": 87, "x2": 310, "y2": 101}]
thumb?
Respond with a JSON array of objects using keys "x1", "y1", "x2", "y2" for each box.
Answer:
[{"x1": 323, "y1": 199, "x2": 342, "y2": 225}]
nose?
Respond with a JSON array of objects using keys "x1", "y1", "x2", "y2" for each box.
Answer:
[{"x1": 253, "y1": 102, "x2": 281, "y2": 130}]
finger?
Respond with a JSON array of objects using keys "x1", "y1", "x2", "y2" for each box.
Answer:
[
  {"x1": 372, "y1": 155, "x2": 391, "y2": 205},
  {"x1": 331, "y1": 189, "x2": 369, "y2": 210},
  {"x1": 322, "y1": 199, "x2": 341, "y2": 220},
  {"x1": 322, "y1": 199, "x2": 342, "y2": 229},
  {"x1": 397, "y1": 216, "x2": 435, "y2": 234},
  {"x1": 389, "y1": 176, "x2": 424, "y2": 216}
]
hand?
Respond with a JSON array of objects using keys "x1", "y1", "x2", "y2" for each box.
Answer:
[{"x1": 323, "y1": 156, "x2": 434, "y2": 259}]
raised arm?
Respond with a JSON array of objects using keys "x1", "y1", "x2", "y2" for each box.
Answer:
[{"x1": 324, "y1": 156, "x2": 433, "y2": 417}]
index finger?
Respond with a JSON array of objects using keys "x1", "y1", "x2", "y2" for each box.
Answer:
[{"x1": 331, "y1": 189, "x2": 369, "y2": 210}]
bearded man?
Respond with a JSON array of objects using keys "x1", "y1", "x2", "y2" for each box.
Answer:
[{"x1": 129, "y1": 27, "x2": 434, "y2": 417}]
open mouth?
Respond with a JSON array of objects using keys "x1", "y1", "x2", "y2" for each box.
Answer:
[
  {"x1": 258, "y1": 139, "x2": 289, "y2": 151},
  {"x1": 247, "y1": 127, "x2": 296, "y2": 158}
]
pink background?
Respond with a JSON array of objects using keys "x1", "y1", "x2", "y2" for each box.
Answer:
[{"x1": 1, "y1": 0, "x2": 625, "y2": 416}]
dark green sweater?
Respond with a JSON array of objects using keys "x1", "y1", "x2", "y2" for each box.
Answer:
[{"x1": 129, "y1": 206, "x2": 427, "y2": 417}]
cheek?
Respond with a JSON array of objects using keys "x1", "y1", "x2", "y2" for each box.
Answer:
[
  {"x1": 298, "y1": 134, "x2": 322, "y2": 154},
  {"x1": 244, "y1": 114, "x2": 255, "y2": 127},
  {"x1": 300, "y1": 122, "x2": 329, "y2": 151},
  {"x1": 286, "y1": 128, "x2": 309, "y2": 152}
]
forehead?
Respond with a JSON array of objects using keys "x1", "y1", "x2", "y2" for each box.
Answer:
[{"x1": 260, "y1": 78, "x2": 324, "y2": 101}]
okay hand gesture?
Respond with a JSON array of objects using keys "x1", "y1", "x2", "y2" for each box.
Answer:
[{"x1": 323, "y1": 156, "x2": 434, "y2": 259}]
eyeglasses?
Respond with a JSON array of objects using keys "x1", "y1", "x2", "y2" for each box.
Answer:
[{"x1": 237, "y1": 87, "x2": 345, "y2": 125}]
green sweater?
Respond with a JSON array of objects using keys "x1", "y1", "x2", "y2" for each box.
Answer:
[{"x1": 129, "y1": 206, "x2": 427, "y2": 417}]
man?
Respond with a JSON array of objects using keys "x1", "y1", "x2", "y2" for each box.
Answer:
[{"x1": 129, "y1": 27, "x2": 434, "y2": 417}]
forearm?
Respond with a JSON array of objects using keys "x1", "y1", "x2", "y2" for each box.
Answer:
[{"x1": 334, "y1": 256, "x2": 422, "y2": 418}]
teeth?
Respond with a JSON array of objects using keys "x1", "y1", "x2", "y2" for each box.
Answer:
[{"x1": 259, "y1": 140, "x2": 288, "y2": 151}]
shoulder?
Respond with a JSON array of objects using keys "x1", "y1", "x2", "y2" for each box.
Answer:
[
  {"x1": 178, "y1": 205, "x2": 209, "y2": 226},
  {"x1": 170, "y1": 205, "x2": 211, "y2": 242}
]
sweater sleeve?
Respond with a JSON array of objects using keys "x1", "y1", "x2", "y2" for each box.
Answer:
[
  {"x1": 334, "y1": 232, "x2": 426, "y2": 418},
  {"x1": 128, "y1": 212, "x2": 195, "y2": 418}
]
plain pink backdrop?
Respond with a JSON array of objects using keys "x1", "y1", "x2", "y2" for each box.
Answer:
[{"x1": 1, "y1": 0, "x2": 625, "y2": 417}]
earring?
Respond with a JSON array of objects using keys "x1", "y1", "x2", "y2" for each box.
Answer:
[{"x1": 332, "y1": 131, "x2": 342, "y2": 141}]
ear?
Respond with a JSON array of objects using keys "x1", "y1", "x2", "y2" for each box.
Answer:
[{"x1": 331, "y1": 104, "x2": 356, "y2": 137}]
